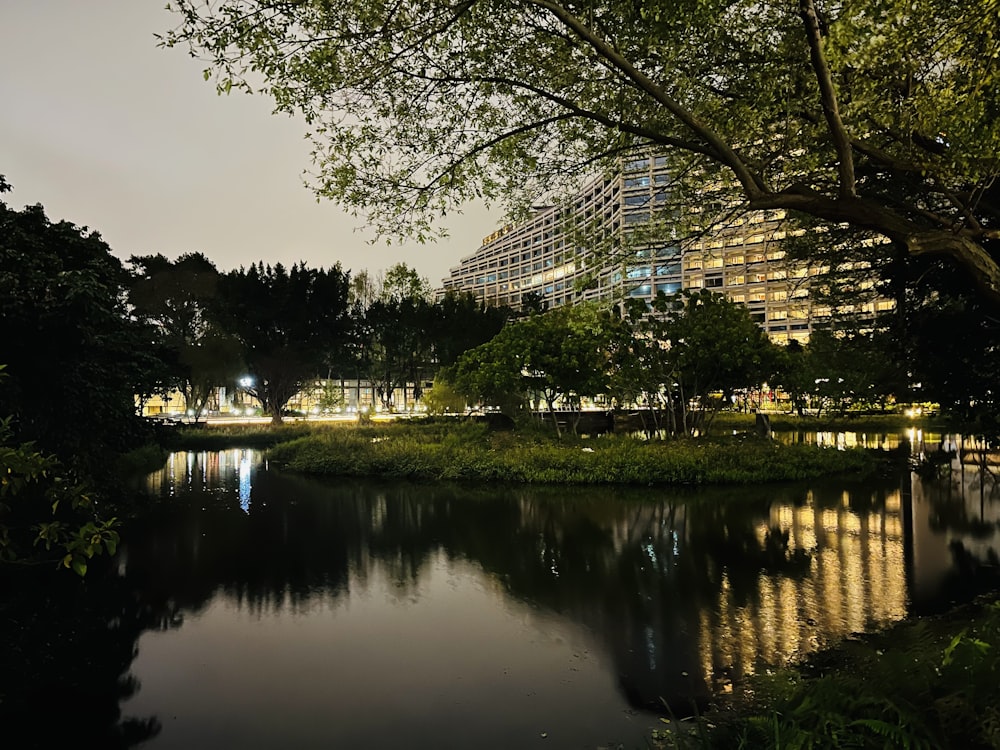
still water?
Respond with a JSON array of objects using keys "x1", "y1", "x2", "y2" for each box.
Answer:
[{"x1": 8, "y1": 437, "x2": 1000, "y2": 749}]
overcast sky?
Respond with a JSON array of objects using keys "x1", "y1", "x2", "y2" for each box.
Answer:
[{"x1": 0, "y1": 1, "x2": 496, "y2": 285}]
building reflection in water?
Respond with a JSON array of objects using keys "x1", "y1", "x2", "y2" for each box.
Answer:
[{"x1": 696, "y1": 489, "x2": 907, "y2": 697}]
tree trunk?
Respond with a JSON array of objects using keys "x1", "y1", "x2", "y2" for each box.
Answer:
[{"x1": 546, "y1": 396, "x2": 562, "y2": 438}]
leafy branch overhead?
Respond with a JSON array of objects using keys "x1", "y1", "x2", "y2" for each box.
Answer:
[{"x1": 164, "y1": 0, "x2": 1000, "y2": 303}]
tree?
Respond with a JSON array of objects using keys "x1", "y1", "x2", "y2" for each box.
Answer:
[
  {"x1": 0, "y1": 412, "x2": 119, "y2": 577},
  {"x1": 804, "y1": 329, "x2": 906, "y2": 416},
  {"x1": 348, "y1": 268, "x2": 508, "y2": 411},
  {"x1": 214, "y1": 262, "x2": 352, "y2": 423},
  {"x1": 128, "y1": 253, "x2": 242, "y2": 420},
  {"x1": 165, "y1": 1, "x2": 1000, "y2": 306},
  {"x1": 606, "y1": 298, "x2": 675, "y2": 432},
  {"x1": 447, "y1": 332, "x2": 529, "y2": 419},
  {"x1": 128, "y1": 252, "x2": 219, "y2": 349},
  {"x1": 450, "y1": 303, "x2": 614, "y2": 435},
  {"x1": 902, "y1": 272, "x2": 1000, "y2": 433},
  {"x1": 379, "y1": 262, "x2": 433, "y2": 304},
  {"x1": 175, "y1": 331, "x2": 245, "y2": 420},
  {"x1": 420, "y1": 377, "x2": 468, "y2": 415},
  {"x1": 348, "y1": 269, "x2": 378, "y2": 309},
  {"x1": 363, "y1": 262, "x2": 435, "y2": 409},
  {"x1": 0, "y1": 187, "x2": 160, "y2": 471},
  {"x1": 431, "y1": 290, "x2": 511, "y2": 368},
  {"x1": 357, "y1": 294, "x2": 437, "y2": 410},
  {"x1": 656, "y1": 291, "x2": 779, "y2": 435},
  {"x1": 772, "y1": 339, "x2": 814, "y2": 417}
]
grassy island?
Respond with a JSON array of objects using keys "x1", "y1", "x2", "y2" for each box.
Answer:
[{"x1": 243, "y1": 419, "x2": 887, "y2": 485}]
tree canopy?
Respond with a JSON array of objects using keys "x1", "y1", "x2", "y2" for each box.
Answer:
[
  {"x1": 612, "y1": 291, "x2": 779, "y2": 434},
  {"x1": 0, "y1": 192, "x2": 157, "y2": 469},
  {"x1": 215, "y1": 262, "x2": 353, "y2": 422},
  {"x1": 127, "y1": 253, "x2": 244, "y2": 421},
  {"x1": 165, "y1": 0, "x2": 1000, "y2": 304},
  {"x1": 449, "y1": 303, "x2": 616, "y2": 432}
]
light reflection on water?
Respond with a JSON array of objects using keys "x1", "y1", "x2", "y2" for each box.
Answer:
[
  {"x1": 118, "y1": 438, "x2": 1000, "y2": 748},
  {"x1": 774, "y1": 430, "x2": 905, "y2": 451}
]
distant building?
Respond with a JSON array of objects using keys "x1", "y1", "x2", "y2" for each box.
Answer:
[{"x1": 441, "y1": 156, "x2": 892, "y2": 343}]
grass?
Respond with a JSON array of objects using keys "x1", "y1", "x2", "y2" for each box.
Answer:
[{"x1": 264, "y1": 419, "x2": 885, "y2": 485}]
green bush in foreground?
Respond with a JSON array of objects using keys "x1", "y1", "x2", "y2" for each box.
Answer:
[{"x1": 266, "y1": 423, "x2": 881, "y2": 485}]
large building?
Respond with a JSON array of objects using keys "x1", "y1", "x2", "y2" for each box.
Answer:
[{"x1": 441, "y1": 156, "x2": 892, "y2": 343}]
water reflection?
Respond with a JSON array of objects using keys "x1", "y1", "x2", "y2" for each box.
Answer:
[
  {"x1": 128, "y1": 446, "x2": 1000, "y2": 727},
  {"x1": 908, "y1": 433, "x2": 1000, "y2": 607},
  {"x1": 7, "y1": 440, "x2": 998, "y2": 749},
  {"x1": 774, "y1": 430, "x2": 904, "y2": 451}
]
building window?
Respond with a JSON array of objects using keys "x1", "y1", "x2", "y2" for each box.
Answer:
[
  {"x1": 657, "y1": 262, "x2": 681, "y2": 275},
  {"x1": 624, "y1": 157, "x2": 650, "y2": 171}
]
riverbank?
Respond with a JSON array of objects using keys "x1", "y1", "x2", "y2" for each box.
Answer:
[
  {"x1": 661, "y1": 590, "x2": 1000, "y2": 749},
  {"x1": 260, "y1": 420, "x2": 885, "y2": 485}
]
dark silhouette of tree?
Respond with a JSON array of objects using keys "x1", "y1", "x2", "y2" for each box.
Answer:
[
  {"x1": 0, "y1": 185, "x2": 162, "y2": 470},
  {"x1": 128, "y1": 253, "x2": 244, "y2": 420},
  {"x1": 214, "y1": 262, "x2": 352, "y2": 423}
]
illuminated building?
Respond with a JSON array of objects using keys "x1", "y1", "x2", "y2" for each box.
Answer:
[{"x1": 441, "y1": 156, "x2": 891, "y2": 343}]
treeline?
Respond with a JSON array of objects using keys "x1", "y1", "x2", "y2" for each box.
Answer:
[
  {"x1": 0, "y1": 188, "x2": 519, "y2": 459},
  {"x1": 128, "y1": 254, "x2": 512, "y2": 422},
  {"x1": 0, "y1": 187, "x2": 510, "y2": 571}
]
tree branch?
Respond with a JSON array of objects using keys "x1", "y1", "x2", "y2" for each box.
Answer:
[
  {"x1": 527, "y1": 0, "x2": 768, "y2": 198},
  {"x1": 750, "y1": 188, "x2": 1000, "y2": 303},
  {"x1": 798, "y1": 0, "x2": 856, "y2": 199}
]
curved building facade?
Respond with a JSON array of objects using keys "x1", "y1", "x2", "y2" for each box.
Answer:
[{"x1": 441, "y1": 158, "x2": 892, "y2": 343}]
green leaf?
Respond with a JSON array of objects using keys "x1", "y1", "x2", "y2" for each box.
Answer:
[{"x1": 71, "y1": 558, "x2": 87, "y2": 577}]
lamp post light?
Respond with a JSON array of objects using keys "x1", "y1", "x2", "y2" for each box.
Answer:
[{"x1": 238, "y1": 376, "x2": 254, "y2": 417}]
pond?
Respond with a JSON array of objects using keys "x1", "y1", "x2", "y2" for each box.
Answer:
[{"x1": 4, "y1": 435, "x2": 1000, "y2": 749}]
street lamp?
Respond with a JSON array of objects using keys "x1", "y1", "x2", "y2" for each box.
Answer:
[{"x1": 238, "y1": 376, "x2": 254, "y2": 416}]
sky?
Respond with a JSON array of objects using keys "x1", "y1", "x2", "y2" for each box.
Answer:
[{"x1": 0, "y1": 1, "x2": 496, "y2": 286}]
